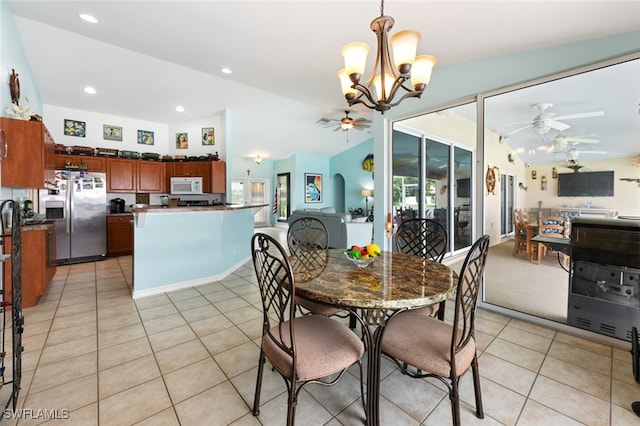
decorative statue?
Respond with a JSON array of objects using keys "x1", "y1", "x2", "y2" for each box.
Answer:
[{"x1": 9, "y1": 69, "x2": 20, "y2": 105}]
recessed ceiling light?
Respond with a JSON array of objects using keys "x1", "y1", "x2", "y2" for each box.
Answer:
[
  {"x1": 84, "y1": 86, "x2": 96, "y2": 94},
  {"x1": 221, "y1": 68, "x2": 232, "y2": 74},
  {"x1": 79, "y1": 13, "x2": 98, "y2": 24},
  {"x1": 176, "y1": 106, "x2": 185, "y2": 112}
]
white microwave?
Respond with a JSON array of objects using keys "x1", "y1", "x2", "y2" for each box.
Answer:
[{"x1": 170, "y1": 177, "x2": 203, "y2": 195}]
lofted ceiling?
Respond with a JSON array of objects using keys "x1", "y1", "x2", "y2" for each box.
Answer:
[{"x1": 6, "y1": 1, "x2": 640, "y2": 161}]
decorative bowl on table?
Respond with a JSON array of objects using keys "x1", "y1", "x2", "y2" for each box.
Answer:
[{"x1": 344, "y1": 251, "x2": 376, "y2": 268}]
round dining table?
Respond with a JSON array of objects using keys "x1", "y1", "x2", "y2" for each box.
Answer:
[{"x1": 293, "y1": 249, "x2": 458, "y2": 426}]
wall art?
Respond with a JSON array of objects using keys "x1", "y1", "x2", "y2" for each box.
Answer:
[
  {"x1": 202, "y1": 127, "x2": 214, "y2": 145},
  {"x1": 176, "y1": 132, "x2": 188, "y2": 149},
  {"x1": 304, "y1": 173, "x2": 322, "y2": 203},
  {"x1": 137, "y1": 129, "x2": 154, "y2": 145},
  {"x1": 64, "y1": 119, "x2": 86, "y2": 137},
  {"x1": 103, "y1": 125, "x2": 122, "y2": 141}
]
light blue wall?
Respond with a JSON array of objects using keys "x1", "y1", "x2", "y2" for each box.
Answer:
[
  {"x1": 133, "y1": 209, "x2": 255, "y2": 295},
  {"x1": 1, "y1": 1, "x2": 41, "y2": 116},
  {"x1": 330, "y1": 138, "x2": 374, "y2": 213}
]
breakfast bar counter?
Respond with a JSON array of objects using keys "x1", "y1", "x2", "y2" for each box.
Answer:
[{"x1": 130, "y1": 204, "x2": 267, "y2": 298}]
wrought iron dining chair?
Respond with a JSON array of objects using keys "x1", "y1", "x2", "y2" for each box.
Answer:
[
  {"x1": 251, "y1": 232, "x2": 365, "y2": 426},
  {"x1": 381, "y1": 234, "x2": 490, "y2": 426},
  {"x1": 287, "y1": 217, "x2": 343, "y2": 317},
  {"x1": 395, "y1": 218, "x2": 448, "y2": 319}
]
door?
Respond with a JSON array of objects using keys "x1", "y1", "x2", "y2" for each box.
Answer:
[
  {"x1": 275, "y1": 173, "x2": 290, "y2": 222},
  {"x1": 500, "y1": 174, "x2": 516, "y2": 236},
  {"x1": 231, "y1": 178, "x2": 270, "y2": 227}
]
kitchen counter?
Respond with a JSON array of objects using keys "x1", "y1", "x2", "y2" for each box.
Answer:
[
  {"x1": 3, "y1": 221, "x2": 56, "y2": 235},
  {"x1": 130, "y1": 204, "x2": 260, "y2": 213},
  {"x1": 130, "y1": 204, "x2": 267, "y2": 298}
]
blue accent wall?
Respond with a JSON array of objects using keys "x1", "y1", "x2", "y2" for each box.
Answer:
[{"x1": 330, "y1": 138, "x2": 374, "y2": 213}]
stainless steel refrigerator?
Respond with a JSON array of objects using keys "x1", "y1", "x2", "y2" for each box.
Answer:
[{"x1": 39, "y1": 170, "x2": 107, "y2": 264}]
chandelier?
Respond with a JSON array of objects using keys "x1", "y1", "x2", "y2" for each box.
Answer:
[{"x1": 338, "y1": 0, "x2": 437, "y2": 113}]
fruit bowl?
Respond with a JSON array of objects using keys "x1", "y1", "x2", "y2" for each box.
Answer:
[{"x1": 344, "y1": 251, "x2": 376, "y2": 268}]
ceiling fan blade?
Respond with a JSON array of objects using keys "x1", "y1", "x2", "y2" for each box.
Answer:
[
  {"x1": 547, "y1": 119, "x2": 571, "y2": 131},
  {"x1": 505, "y1": 124, "x2": 532, "y2": 136},
  {"x1": 553, "y1": 111, "x2": 604, "y2": 120},
  {"x1": 579, "y1": 150, "x2": 607, "y2": 154}
]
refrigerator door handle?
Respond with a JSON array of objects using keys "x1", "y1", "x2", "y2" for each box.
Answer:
[{"x1": 68, "y1": 178, "x2": 74, "y2": 233}]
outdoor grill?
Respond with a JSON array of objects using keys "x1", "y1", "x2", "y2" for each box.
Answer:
[{"x1": 567, "y1": 217, "x2": 640, "y2": 341}]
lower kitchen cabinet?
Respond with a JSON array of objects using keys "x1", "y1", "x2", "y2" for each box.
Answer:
[
  {"x1": 107, "y1": 214, "x2": 133, "y2": 256},
  {"x1": 2, "y1": 226, "x2": 56, "y2": 308}
]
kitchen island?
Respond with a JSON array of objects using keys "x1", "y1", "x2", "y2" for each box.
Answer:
[{"x1": 130, "y1": 204, "x2": 267, "y2": 298}]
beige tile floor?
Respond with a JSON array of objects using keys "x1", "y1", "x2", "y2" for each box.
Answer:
[{"x1": 0, "y1": 228, "x2": 638, "y2": 425}]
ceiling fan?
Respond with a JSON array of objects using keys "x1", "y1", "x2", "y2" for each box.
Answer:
[
  {"x1": 318, "y1": 110, "x2": 371, "y2": 132},
  {"x1": 534, "y1": 133, "x2": 600, "y2": 153},
  {"x1": 501, "y1": 103, "x2": 604, "y2": 137}
]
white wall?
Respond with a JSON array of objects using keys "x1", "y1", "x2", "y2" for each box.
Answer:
[
  {"x1": 43, "y1": 104, "x2": 224, "y2": 159},
  {"x1": 522, "y1": 156, "x2": 640, "y2": 217}
]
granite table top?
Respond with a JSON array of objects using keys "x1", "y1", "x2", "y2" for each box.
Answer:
[{"x1": 293, "y1": 249, "x2": 457, "y2": 310}]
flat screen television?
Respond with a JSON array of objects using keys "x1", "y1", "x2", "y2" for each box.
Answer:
[
  {"x1": 456, "y1": 178, "x2": 470, "y2": 198},
  {"x1": 557, "y1": 171, "x2": 614, "y2": 197}
]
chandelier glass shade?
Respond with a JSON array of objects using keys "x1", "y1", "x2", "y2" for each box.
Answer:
[{"x1": 338, "y1": 1, "x2": 436, "y2": 113}]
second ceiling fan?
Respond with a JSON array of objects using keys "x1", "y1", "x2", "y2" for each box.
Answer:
[
  {"x1": 321, "y1": 110, "x2": 371, "y2": 132},
  {"x1": 502, "y1": 103, "x2": 604, "y2": 137}
]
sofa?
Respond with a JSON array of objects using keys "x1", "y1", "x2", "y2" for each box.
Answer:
[{"x1": 288, "y1": 208, "x2": 373, "y2": 249}]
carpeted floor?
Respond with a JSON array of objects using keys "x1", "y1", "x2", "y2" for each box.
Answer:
[
  {"x1": 480, "y1": 239, "x2": 569, "y2": 322},
  {"x1": 445, "y1": 238, "x2": 569, "y2": 323}
]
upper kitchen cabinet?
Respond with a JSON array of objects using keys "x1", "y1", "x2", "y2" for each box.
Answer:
[
  {"x1": 107, "y1": 158, "x2": 164, "y2": 193},
  {"x1": 137, "y1": 161, "x2": 165, "y2": 193},
  {"x1": 54, "y1": 154, "x2": 106, "y2": 172},
  {"x1": 167, "y1": 161, "x2": 211, "y2": 192},
  {"x1": 0, "y1": 118, "x2": 55, "y2": 188},
  {"x1": 210, "y1": 160, "x2": 226, "y2": 194}
]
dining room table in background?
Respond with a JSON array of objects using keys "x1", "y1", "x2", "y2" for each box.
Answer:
[{"x1": 292, "y1": 249, "x2": 458, "y2": 426}]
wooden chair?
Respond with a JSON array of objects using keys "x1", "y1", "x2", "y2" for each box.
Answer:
[
  {"x1": 251, "y1": 233, "x2": 365, "y2": 425},
  {"x1": 395, "y1": 218, "x2": 448, "y2": 318},
  {"x1": 381, "y1": 235, "x2": 490, "y2": 426},
  {"x1": 537, "y1": 215, "x2": 570, "y2": 266},
  {"x1": 512, "y1": 210, "x2": 528, "y2": 256}
]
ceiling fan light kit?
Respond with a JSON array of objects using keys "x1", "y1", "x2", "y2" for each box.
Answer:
[{"x1": 338, "y1": 0, "x2": 436, "y2": 113}]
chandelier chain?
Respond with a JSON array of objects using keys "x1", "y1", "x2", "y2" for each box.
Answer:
[{"x1": 380, "y1": 0, "x2": 384, "y2": 16}]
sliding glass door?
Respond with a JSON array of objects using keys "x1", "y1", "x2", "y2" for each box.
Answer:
[{"x1": 392, "y1": 102, "x2": 476, "y2": 257}]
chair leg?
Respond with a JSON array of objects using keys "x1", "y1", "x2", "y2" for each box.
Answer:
[
  {"x1": 252, "y1": 349, "x2": 266, "y2": 416},
  {"x1": 436, "y1": 301, "x2": 445, "y2": 321},
  {"x1": 287, "y1": 386, "x2": 297, "y2": 426},
  {"x1": 471, "y1": 355, "x2": 484, "y2": 419},
  {"x1": 450, "y1": 377, "x2": 461, "y2": 426}
]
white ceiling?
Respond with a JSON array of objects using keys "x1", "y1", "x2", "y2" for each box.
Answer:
[{"x1": 6, "y1": 1, "x2": 640, "y2": 161}]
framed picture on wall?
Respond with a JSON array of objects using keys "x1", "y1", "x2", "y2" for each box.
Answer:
[
  {"x1": 304, "y1": 173, "x2": 322, "y2": 203},
  {"x1": 176, "y1": 132, "x2": 188, "y2": 149},
  {"x1": 137, "y1": 129, "x2": 154, "y2": 145},
  {"x1": 202, "y1": 127, "x2": 214, "y2": 145},
  {"x1": 64, "y1": 119, "x2": 86, "y2": 137},
  {"x1": 103, "y1": 124, "x2": 122, "y2": 141}
]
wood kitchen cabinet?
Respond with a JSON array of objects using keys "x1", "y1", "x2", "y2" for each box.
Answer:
[
  {"x1": 210, "y1": 160, "x2": 226, "y2": 194},
  {"x1": 54, "y1": 154, "x2": 106, "y2": 172},
  {"x1": 137, "y1": 161, "x2": 165, "y2": 193},
  {"x1": 0, "y1": 117, "x2": 55, "y2": 188},
  {"x1": 107, "y1": 159, "x2": 164, "y2": 193},
  {"x1": 107, "y1": 214, "x2": 133, "y2": 256},
  {"x1": 2, "y1": 225, "x2": 56, "y2": 308}
]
